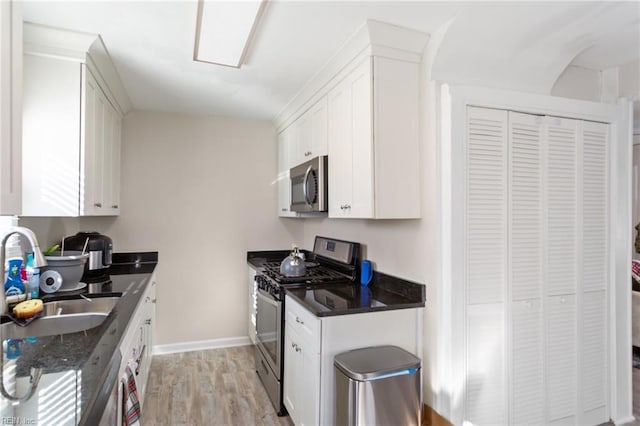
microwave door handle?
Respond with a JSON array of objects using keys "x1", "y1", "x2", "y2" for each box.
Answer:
[{"x1": 303, "y1": 165, "x2": 313, "y2": 206}]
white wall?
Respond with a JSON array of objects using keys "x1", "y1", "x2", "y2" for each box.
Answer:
[
  {"x1": 23, "y1": 111, "x2": 305, "y2": 345},
  {"x1": 551, "y1": 65, "x2": 601, "y2": 101},
  {"x1": 106, "y1": 111, "x2": 304, "y2": 344},
  {"x1": 552, "y1": 60, "x2": 640, "y2": 133}
]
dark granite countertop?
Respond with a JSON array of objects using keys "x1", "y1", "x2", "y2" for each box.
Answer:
[
  {"x1": 248, "y1": 250, "x2": 425, "y2": 317},
  {"x1": 285, "y1": 271, "x2": 425, "y2": 317},
  {"x1": 0, "y1": 252, "x2": 158, "y2": 425}
]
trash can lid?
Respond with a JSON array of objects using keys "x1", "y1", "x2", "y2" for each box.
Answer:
[{"x1": 334, "y1": 345, "x2": 421, "y2": 381}]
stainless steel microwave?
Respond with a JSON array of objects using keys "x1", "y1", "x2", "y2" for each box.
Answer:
[{"x1": 290, "y1": 155, "x2": 328, "y2": 213}]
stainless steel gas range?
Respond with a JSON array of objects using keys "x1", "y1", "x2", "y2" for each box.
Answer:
[{"x1": 253, "y1": 236, "x2": 360, "y2": 416}]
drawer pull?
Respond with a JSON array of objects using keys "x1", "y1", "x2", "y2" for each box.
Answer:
[
  {"x1": 295, "y1": 316, "x2": 304, "y2": 325},
  {"x1": 94, "y1": 202, "x2": 102, "y2": 208},
  {"x1": 111, "y1": 205, "x2": 119, "y2": 209}
]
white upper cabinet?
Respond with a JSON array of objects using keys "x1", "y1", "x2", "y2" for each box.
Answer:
[
  {"x1": 277, "y1": 127, "x2": 297, "y2": 217},
  {"x1": 327, "y1": 58, "x2": 373, "y2": 218},
  {"x1": 0, "y1": 1, "x2": 22, "y2": 215},
  {"x1": 275, "y1": 21, "x2": 428, "y2": 220},
  {"x1": 290, "y1": 96, "x2": 328, "y2": 167},
  {"x1": 21, "y1": 23, "x2": 130, "y2": 217},
  {"x1": 328, "y1": 56, "x2": 421, "y2": 219}
]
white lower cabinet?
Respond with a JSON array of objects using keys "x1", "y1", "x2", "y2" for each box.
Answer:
[
  {"x1": 283, "y1": 294, "x2": 423, "y2": 425},
  {"x1": 119, "y1": 272, "x2": 156, "y2": 407},
  {"x1": 284, "y1": 321, "x2": 320, "y2": 426}
]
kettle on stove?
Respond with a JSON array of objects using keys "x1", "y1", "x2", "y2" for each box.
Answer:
[
  {"x1": 62, "y1": 231, "x2": 113, "y2": 283},
  {"x1": 280, "y1": 245, "x2": 306, "y2": 277}
]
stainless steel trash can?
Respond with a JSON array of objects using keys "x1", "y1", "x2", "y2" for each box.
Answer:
[{"x1": 334, "y1": 345, "x2": 421, "y2": 426}]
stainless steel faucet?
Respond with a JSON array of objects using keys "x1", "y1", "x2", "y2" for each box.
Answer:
[{"x1": 0, "y1": 226, "x2": 46, "y2": 403}]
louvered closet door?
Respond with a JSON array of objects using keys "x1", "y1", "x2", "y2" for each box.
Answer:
[
  {"x1": 544, "y1": 116, "x2": 579, "y2": 425},
  {"x1": 464, "y1": 108, "x2": 610, "y2": 426},
  {"x1": 465, "y1": 107, "x2": 508, "y2": 425},
  {"x1": 579, "y1": 120, "x2": 609, "y2": 425},
  {"x1": 508, "y1": 111, "x2": 544, "y2": 425}
]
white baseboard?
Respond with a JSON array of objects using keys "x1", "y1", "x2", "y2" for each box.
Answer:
[
  {"x1": 615, "y1": 415, "x2": 636, "y2": 425},
  {"x1": 152, "y1": 336, "x2": 252, "y2": 355}
]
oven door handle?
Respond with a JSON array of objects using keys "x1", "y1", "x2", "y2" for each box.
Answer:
[{"x1": 257, "y1": 287, "x2": 279, "y2": 307}]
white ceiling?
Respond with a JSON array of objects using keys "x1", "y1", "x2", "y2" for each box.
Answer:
[{"x1": 22, "y1": 1, "x2": 640, "y2": 121}]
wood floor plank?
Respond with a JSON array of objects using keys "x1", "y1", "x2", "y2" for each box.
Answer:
[{"x1": 142, "y1": 345, "x2": 293, "y2": 426}]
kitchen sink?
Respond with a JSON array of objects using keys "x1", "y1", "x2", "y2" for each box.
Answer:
[
  {"x1": 0, "y1": 295, "x2": 121, "y2": 339},
  {"x1": 42, "y1": 296, "x2": 120, "y2": 316}
]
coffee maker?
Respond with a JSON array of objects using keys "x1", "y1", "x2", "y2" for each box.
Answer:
[{"x1": 63, "y1": 232, "x2": 113, "y2": 284}]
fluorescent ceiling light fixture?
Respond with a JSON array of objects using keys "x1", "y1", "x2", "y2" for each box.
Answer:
[{"x1": 194, "y1": 0, "x2": 266, "y2": 68}]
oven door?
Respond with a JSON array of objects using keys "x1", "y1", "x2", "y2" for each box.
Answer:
[{"x1": 255, "y1": 287, "x2": 282, "y2": 379}]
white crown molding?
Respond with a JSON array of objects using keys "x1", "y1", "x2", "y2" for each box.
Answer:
[
  {"x1": 152, "y1": 336, "x2": 251, "y2": 355},
  {"x1": 274, "y1": 19, "x2": 429, "y2": 132},
  {"x1": 23, "y1": 22, "x2": 132, "y2": 116}
]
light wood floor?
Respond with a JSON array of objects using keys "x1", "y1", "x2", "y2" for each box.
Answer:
[
  {"x1": 144, "y1": 346, "x2": 640, "y2": 426},
  {"x1": 142, "y1": 345, "x2": 293, "y2": 426}
]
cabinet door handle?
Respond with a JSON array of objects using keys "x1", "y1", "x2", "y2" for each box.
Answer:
[
  {"x1": 152, "y1": 298, "x2": 157, "y2": 304},
  {"x1": 281, "y1": 208, "x2": 287, "y2": 212},
  {"x1": 94, "y1": 202, "x2": 102, "y2": 208},
  {"x1": 295, "y1": 316, "x2": 304, "y2": 325},
  {"x1": 111, "y1": 204, "x2": 119, "y2": 209},
  {"x1": 145, "y1": 318, "x2": 152, "y2": 325}
]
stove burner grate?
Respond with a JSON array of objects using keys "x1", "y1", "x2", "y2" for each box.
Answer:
[{"x1": 261, "y1": 261, "x2": 350, "y2": 284}]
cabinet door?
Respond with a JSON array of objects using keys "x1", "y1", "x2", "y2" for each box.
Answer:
[
  {"x1": 283, "y1": 323, "x2": 300, "y2": 424},
  {"x1": 284, "y1": 322, "x2": 320, "y2": 426},
  {"x1": 0, "y1": 1, "x2": 22, "y2": 215},
  {"x1": 277, "y1": 129, "x2": 297, "y2": 217},
  {"x1": 298, "y1": 110, "x2": 313, "y2": 163},
  {"x1": 82, "y1": 69, "x2": 105, "y2": 215},
  {"x1": 297, "y1": 95, "x2": 328, "y2": 163},
  {"x1": 22, "y1": 55, "x2": 82, "y2": 216},
  {"x1": 103, "y1": 103, "x2": 121, "y2": 214},
  {"x1": 327, "y1": 58, "x2": 373, "y2": 218},
  {"x1": 288, "y1": 119, "x2": 303, "y2": 168},
  {"x1": 348, "y1": 58, "x2": 374, "y2": 217},
  {"x1": 310, "y1": 96, "x2": 328, "y2": 158},
  {"x1": 327, "y1": 75, "x2": 353, "y2": 217},
  {"x1": 110, "y1": 113, "x2": 122, "y2": 213},
  {"x1": 298, "y1": 336, "x2": 320, "y2": 426}
]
